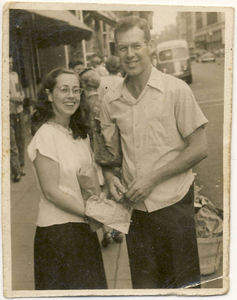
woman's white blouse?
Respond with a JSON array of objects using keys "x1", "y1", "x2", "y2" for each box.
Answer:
[{"x1": 27, "y1": 122, "x2": 92, "y2": 227}]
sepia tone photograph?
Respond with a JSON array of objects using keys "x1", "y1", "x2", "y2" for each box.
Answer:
[{"x1": 1, "y1": 1, "x2": 234, "y2": 298}]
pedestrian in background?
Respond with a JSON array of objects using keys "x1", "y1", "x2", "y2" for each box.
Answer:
[
  {"x1": 98, "y1": 55, "x2": 124, "y2": 246},
  {"x1": 90, "y1": 54, "x2": 109, "y2": 77},
  {"x1": 100, "y1": 16, "x2": 208, "y2": 289},
  {"x1": 79, "y1": 68, "x2": 102, "y2": 127},
  {"x1": 68, "y1": 60, "x2": 85, "y2": 76},
  {"x1": 28, "y1": 68, "x2": 107, "y2": 290},
  {"x1": 9, "y1": 55, "x2": 26, "y2": 182},
  {"x1": 80, "y1": 67, "x2": 124, "y2": 246},
  {"x1": 98, "y1": 55, "x2": 123, "y2": 101}
]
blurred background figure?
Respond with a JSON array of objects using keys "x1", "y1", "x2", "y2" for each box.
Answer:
[
  {"x1": 99, "y1": 56, "x2": 123, "y2": 101},
  {"x1": 9, "y1": 55, "x2": 26, "y2": 182},
  {"x1": 101, "y1": 55, "x2": 108, "y2": 68},
  {"x1": 68, "y1": 60, "x2": 85, "y2": 76},
  {"x1": 80, "y1": 67, "x2": 123, "y2": 247},
  {"x1": 79, "y1": 68, "x2": 103, "y2": 182},
  {"x1": 90, "y1": 54, "x2": 109, "y2": 77},
  {"x1": 79, "y1": 68, "x2": 101, "y2": 119}
]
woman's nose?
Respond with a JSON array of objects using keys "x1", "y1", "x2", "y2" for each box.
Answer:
[{"x1": 68, "y1": 90, "x2": 74, "y2": 98}]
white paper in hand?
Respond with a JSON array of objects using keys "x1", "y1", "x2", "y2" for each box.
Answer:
[{"x1": 85, "y1": 197, "x2": 132, "y2": 234}]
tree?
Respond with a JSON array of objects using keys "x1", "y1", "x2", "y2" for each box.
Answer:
[{"x1": 156, "y1": 24, "x2": 179, "y2": 45}]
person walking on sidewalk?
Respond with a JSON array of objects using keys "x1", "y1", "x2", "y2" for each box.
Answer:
[
  {"x1": 90, "y1": 54, "x2": 109, "y2": 77},
  {"x1": 98, "y1": 55, "x2": 123, "y2": 101},
  {"x1": 80, "y1": 67, "x2": 124, "y2": 246},
  {"x1": 68, "y1": 60, "x2": 85, "y2": 77},
  {"x1": 98, "y1": 56, "x2": 124, "y2": 246},
  {"x1": 9, "y1": 55, "x2": 26, "y2": 182},
  {"x1": 28, "y1": 68, "x2": 107, "y2": 290},
  {"x1": 100, "y1": 16, "x2": 208, "y2": 289}
]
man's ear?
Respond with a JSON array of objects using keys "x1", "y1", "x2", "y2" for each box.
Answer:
[{"x1": 148, "y1": 39, "x2": 155, "y2": 55}]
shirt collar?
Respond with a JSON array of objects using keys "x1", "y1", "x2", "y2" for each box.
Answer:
[
  {"x1": 147, "y1": 67, "x2": 165, "y2": 94},
  {"x1": 107, "y1": 66, "x2": 165, "y2": 103}
]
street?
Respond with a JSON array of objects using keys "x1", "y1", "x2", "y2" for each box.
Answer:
[
  {"x1": 191, "y1": 57, "x2": 224, "y2": 209},
  {"x1": 10, "y1": 58, "x2": 225, "y2": 292}
]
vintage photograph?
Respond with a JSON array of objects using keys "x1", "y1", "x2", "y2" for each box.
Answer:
[{"x1": 1, "y1": 1, "x2": 233, "y2": 298}]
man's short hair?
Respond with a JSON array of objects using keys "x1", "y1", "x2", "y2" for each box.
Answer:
[
  {"x1": 114, "y1": 16, "x2": 151, "y2": 43},
  {"x1": 105, "y1": 56, "x2": 121, "y2": 75},
  {"x1": 68, "y1": 60, "x2": 84, "y2": 70},
  {"x1": 90, "y1": 54, "x2": 102, "y2": 65}
]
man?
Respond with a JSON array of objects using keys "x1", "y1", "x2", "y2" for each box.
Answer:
[
  {"x1": 9, "y1": 56, "x2": 26, "y2": 182},
  {"x1": 90, "y1": 54, "x2": 109, "y2": 77},
  {"x1": 100, "y1": 16, "x2": 208, "y2": 289},
  {"x1": 68, "y1": 60, "x2": 85, "y2": 76}
]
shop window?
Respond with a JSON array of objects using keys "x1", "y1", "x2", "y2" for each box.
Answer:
[{"x1": 196, "y1": 12, "x2": 203, "y2": 30}]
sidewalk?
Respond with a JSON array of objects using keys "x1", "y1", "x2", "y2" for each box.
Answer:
[
  {"x1": 10, "y1": 122, "x2": 222, "y2": 291},
  {"x1": 11, "y1": 122, "x2": 132, "y2": 290}
]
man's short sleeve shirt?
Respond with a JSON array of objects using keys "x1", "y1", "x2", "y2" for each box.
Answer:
[{"x1": 100, "y1": 67, "x2": 208, "y2": 212}]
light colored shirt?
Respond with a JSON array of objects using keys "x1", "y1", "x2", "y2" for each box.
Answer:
[
  {"x1": 100, "y1": 67, "x2": 208, "y2": 212},
  {"x1": 10, "y1": 71, "x2": 24, "y2": 114},
  {"x1": 27, "y1": 122, "x2": 92, "y2": 227},
  {"x1": 94, "y1": 65, "x2": 109, "y2": 77},
  {"x1": 98, "y1": 75, "x2": 124, "y2": 101}
]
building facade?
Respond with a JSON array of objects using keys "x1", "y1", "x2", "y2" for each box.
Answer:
[{"x1": 177, "y1": 11, "x2": 225, "y2": 53}]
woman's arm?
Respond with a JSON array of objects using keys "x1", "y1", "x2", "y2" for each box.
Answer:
[{"x1": 34, "y1": 150, "x2": 85, "y2": 218}]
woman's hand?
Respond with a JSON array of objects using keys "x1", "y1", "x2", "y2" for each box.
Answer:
[{"x1": 97, "y1": 192, "x2": 106, "y2": 203}]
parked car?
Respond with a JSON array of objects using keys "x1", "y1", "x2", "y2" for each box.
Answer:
[
  {"x1": 195, "y1": 49, "x2": 206, "y2": 62},
  {"x1": 156, "y1": 39, "x2": 193, "y2": 84},
  {"x1": 200, "y1": 52, "x2": 216, "y2": 63}
]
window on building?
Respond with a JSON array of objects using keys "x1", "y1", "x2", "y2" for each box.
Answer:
[
  {"x1": 207, "y1": 12, "x2": 218, "y2": 25},
  {"x1": 196, "y1": 12, "x2": 203, "y2": 30},
  {"x1": 186, "y1": 13, "x2": 191, "y2": 26}
]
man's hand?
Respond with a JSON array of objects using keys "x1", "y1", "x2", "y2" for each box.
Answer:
[
  {"x1": 125, "y1": 174, "x2": 156, "y2": 204},
  {"x1": 107, "y1": 175, "x2": 126, "y2": 202}
]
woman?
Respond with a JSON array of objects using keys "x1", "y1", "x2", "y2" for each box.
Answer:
[{"x1": 28, "y1": 68, "x2": 107, "y2": 290}]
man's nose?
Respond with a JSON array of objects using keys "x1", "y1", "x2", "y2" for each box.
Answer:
[{"x1": 126, "y1": 46, "x2": 135, "y2": 58}]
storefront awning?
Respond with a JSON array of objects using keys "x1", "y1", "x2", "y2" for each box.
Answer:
[{"x1": 10, "y1": 9, "x2": 93, "y2": 48}]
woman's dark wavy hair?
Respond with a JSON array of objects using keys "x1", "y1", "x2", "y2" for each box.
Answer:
[{"x1": 31, "y1": 68, "x2": 90, "y2": 139}]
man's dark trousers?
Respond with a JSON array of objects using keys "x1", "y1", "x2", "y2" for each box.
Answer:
[{"x1": 126, "y1": 185, "x2": 201, "y2": 289}]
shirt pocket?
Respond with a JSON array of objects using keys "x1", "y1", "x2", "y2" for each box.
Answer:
[{"x1": 148, "y1": 116, "x2": 179, "y2": 148}]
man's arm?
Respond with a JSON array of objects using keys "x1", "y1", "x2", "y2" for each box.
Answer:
[{"x1": 125, "y1": 126, "x2": 208, "y2": 204}]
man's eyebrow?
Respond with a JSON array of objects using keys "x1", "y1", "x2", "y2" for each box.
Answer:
[{"x1": 58, "y1": 85, "x2": 79, "y2": 87}]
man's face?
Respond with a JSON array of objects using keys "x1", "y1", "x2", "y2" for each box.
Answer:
[
  {"x1": 91, "y1": 57, "x2": 101, "y2": 68},
  {"x1": 116, "y1": 26, "x2": 154, "y2": 77},
  {"x1": 74, "y1": 64, "x2": 84, "y2": 75}
]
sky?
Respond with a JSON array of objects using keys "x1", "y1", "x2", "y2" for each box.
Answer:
[{"x1": 151, "y1": 11, "x2": 178, "y2": 36}]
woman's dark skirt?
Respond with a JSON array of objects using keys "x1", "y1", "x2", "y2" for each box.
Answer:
[{"x1": 34, "y1": 222, "x2": 107, "y2": 290}]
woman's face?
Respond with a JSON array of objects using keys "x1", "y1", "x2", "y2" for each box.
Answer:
[{"x1": 50, "y1": 73, "x2": 81, "y2": 118}]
